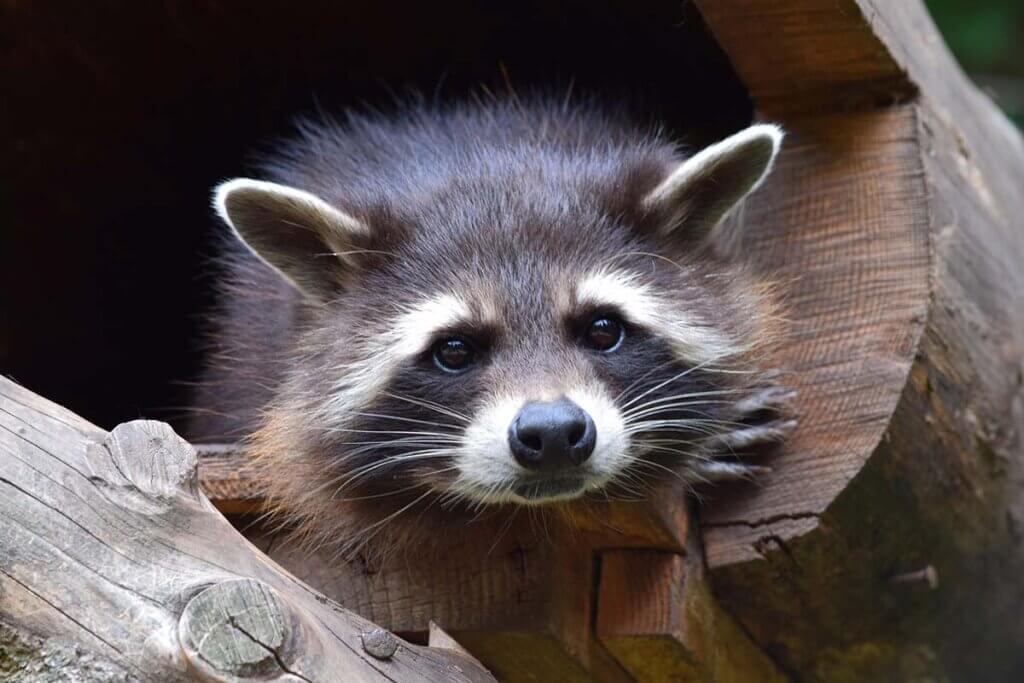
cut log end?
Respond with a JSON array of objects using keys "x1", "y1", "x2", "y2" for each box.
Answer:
[
  {"x1": 101, "y1": 420, "x2": 201, "y2": 502},
  {"x1": 178, "y1": 579, "x2": 301, "y2": 681}
]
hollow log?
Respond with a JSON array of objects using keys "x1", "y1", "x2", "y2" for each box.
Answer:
[
  {"x1": 194, "y1": 2, "x2": 1024, "y2": 680},
  {"x1": 690, "y1": 0, "x2": 1024, "y2": 679},
  {"x1": 0, "y1": 377, "x2": 493, "y2": 682}
]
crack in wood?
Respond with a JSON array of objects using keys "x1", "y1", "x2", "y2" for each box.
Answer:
[{"x1": 225, "y1": 615, "x2": 314, "y2": 683}]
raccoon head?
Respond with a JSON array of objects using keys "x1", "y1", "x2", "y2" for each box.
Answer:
[{"x1": 215, "y1": 121, "x2": 785, "y2": 546}]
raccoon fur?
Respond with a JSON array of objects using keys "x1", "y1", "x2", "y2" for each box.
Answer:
[{"x1": 190, "y1": 97, "x2": 794, "y2": 558}]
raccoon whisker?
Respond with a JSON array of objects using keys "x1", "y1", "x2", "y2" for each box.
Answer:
[
  {"x1": 607, "y1": 471, "x2": 651, "y2": 499},
  {"x1": 443, "y1": 477, "x2": 516, "y2": 512},
  {"x1": 336, "y1": 434, "x2": 462, "y2": 445},
  {"x1": 336, "y1": 441, "x2": 463, "y2": 455},
  {"x1": 322, "y1": 450, "x2": 454, "y2": 490},
  {"x1": 622, "y1": 389, "x2": 745, "y2": 410},
  {"x1": 333, "y1": 450, "x2": 455, "y2": 491},
  {"x1": 626, "y1": 414, "x2": 733, "y2": 428},
  {"x1": 621, "y1": 397, "x2": 738, "y2": 421},
  {"x1": 618, "y1": 360, "x2": 724, "y2": 411},
  {"x1": 467, "y1": 496, "x2": 499, "y2": 521},
  {"x1": 383, "y1": 392, "x2": 472, "y2": 423},
  {"x1": 323, "y1": 467, "x2": 463, "y2": 505},
  {"x1": 486, "y1": 506, "x2": 523, "y2": 556},
  {"x1": 315, "y1": 248, "x2": 397, "y2": 259},
  {"x1": 349, "y1": 410, "x2": 463, "y2": 430},
  {"x1": 612, "y1": 357, "x2": 683, "y2": 403},
  {"x1": 327, "y1": 482, "x2": 428, "y2": 502},
  {"x1": 323, "y1": 427, "x2": 462, "y2": 438},
  {"x1": 623, "y1": 407, "x2": 718, "y2": 424},
  {"x1": 623, "y1": 420, "x2": 726, "y2": 436},
  {"x1": 603, "y1": 484, "x2": 650, "y2": 503},
  {"x1": 335, "y1": 489, "x2": 435, "y2": 558},
  {"x1": 618, "y1": 366, "x2": 702, "y2": 410},
  {"x1": 628, "y1": 456, "x2": 692, "y2": 480},
  {"x1": 626, "y1": 414, "x2": 765, "y2": 436},
  {"x1": 600, "y1": 249, "x2": 690, "y2": 276},
  {"x1": 620, "y1": 389, "x2": 745, "y2": 416},
  {"x1": 327, "y1": 442, "x2": 459, "y2": 462},
  {"x1": 325, "y1": 432, "x2": 462, "y2": 448},
  {"x1": 633, "y1": 440, "x2": 705, "y2": 452}
]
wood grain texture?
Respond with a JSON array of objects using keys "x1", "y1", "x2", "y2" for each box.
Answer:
[
  {"x1": 694, "y1": 0, "x2": 914, "y2": 113},
  {"x1": 692, "y1": 0, "x2": 1024, "y2": 679},
  {"x1": 247, "y1": 516, "x2": 638, "y2": 681},
  {"x1": 700, "y1": 105, "x2": 931, "y2": 566},
  {"x1": 596, "y1": 550, "x2": 782, "y2": 683},
  {"x1": 0, "y1": 376, "x2": 494, "y2": 682}
]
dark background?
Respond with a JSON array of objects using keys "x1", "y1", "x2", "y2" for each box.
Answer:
[
  {"x1": 0, "y1": 1, "x2": 751, "y2": 430},
  {"x1": 928, "y1": 0, "x2": 1024, "y2": 127},
  {"x1": 1, "y1": 1, "x2": 1017, "y2": 432}
]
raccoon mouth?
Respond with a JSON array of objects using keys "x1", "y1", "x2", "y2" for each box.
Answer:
[{"x1": 511, "y1": 475, "x2": 588, "y2": 503}]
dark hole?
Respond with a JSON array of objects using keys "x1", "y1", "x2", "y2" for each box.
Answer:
[{"x1": 1, "y1": 0, "x2": 751, "y2": 430}]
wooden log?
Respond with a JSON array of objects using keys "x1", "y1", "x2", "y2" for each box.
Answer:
[
  {"x1": 688, "y1": 0, "x2": 1024, "y2": 680},
  {"x1": 0, "y1": 377, "x2": 493, "y2": 682}
]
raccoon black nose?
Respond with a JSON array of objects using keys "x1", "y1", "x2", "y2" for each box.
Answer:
[{"x1": 508, "y1": 399, "x2": 596, "y2": 471}]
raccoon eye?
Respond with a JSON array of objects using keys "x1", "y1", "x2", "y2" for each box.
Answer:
[
  {"x1": 584, "y1": 316, "x2": 624, "y2": 352},
  {"x1": 433, "y1": 337, "x2": 475, "y2": 373}
]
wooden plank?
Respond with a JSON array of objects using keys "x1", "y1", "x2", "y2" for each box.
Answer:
[
  {"x1": 693, "y1": 0, "x2": 914, "y2": 114},
  {"x1": 596, "y1": 550, "x2": 783, "y2": 682},
  {"x1": 248, "y1": 513, "x2": 638, "y2": 681}
]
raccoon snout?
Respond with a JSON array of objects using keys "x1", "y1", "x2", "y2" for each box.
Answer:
[{"x1": 508, "y1": 398, "x2": 597, "y2": 471}]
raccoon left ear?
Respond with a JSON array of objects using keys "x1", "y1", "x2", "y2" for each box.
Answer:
[
  {"x1": 214, "y1": 178, "x2": 372, "y2": 301},
  {"x1": 642, "y1": 124, "x2": 783, "y2": 244}
]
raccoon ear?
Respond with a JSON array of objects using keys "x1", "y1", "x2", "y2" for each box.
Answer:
[
  {"x1": 214, "y1": 178, "x2": 371, "y2": 301},
  {"x1": 642, "y1": 124, "x2": 783, "y2": 245}
]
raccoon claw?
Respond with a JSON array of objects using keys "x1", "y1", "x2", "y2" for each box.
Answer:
[
  {"x1": 733, "y1": 386, "x2": 797, "y2": 418},
  {"x1": 695, "y1": 384, "x2": 796, "y2": 483},
  {"x1": 706, "y1": 419, "x2": 797, "y2": 452},
  {"x1": 691, "y1": 460, "x2": 772, "y2": 482}
]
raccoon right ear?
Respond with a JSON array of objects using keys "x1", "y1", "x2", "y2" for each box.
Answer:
[
  {"x1": 214, "y1": 178, "x2": 371, "y2": 301},
  {"x1": 641, "y1": 124, "x2": 783, "y2": 247}
]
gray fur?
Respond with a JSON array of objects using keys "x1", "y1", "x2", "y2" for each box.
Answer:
[{"x1": 189, "y1": 97, "x2": 792, "y2": 556}]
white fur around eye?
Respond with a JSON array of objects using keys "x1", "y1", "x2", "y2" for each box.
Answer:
[{"x1": 576, "y1": 268, "x2": 741, "y2": 363}]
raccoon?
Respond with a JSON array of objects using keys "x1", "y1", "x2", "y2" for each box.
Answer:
[{"x1": 190, "y1": 98, "x2": 793, "y2": 557}]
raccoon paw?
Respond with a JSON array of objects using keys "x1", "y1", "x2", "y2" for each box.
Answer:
[{"x1": 691, "y1": 385, "x2": 796, "y2": 482}]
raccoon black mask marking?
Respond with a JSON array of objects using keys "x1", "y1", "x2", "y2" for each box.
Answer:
[{"x1": 190, "y1": 98, "x2": 794, "y2": 556}]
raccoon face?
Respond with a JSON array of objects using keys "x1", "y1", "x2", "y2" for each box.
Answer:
[{"x1": 215, "y1": 123, "x2": 783, "y2": 511}]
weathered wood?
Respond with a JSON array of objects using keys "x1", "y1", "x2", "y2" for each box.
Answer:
[
  {"x1": 699, "y1": 104, "x2": 931, "y2": 566},
  {"x1": 212, "y1": 465, "x2": 774, "y2": 681},
  {"x1": 596, "y1": 550, "x2": 782, "y2": 683},
  {"x1": 690, "y1": 0, "x2": 1024, "y2": 679},
  {"x1": 0, "y1": 377, "x2": 493, "y2": 682}
]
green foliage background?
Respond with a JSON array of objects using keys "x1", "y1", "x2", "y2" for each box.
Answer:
[{"x1": 926, "y1": 0, "x2": 1024, "y2": 126}]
